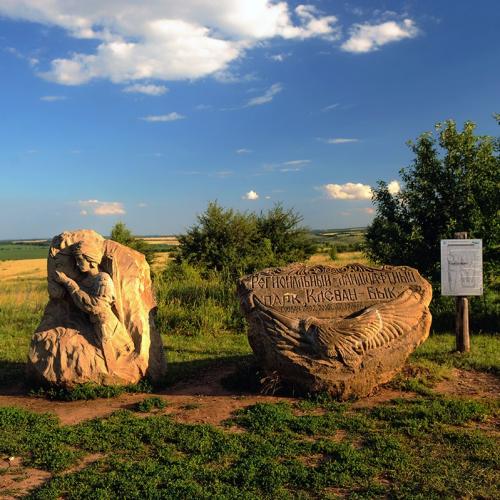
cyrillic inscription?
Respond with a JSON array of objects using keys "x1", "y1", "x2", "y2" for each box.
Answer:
[{"x1": 240, "y1": 264, "x2": 426, "y2": 318}]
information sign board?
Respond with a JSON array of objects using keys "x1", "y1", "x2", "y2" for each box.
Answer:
[{"x1": 441, "y1": 239, "x2": 483, "y2": 296}]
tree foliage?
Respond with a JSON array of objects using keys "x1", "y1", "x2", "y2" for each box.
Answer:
[
  {"x1": 110, "y1": 222, "x2": 154, "y2": 265},
  {"x1": 178, "y1": 201, "x2": 315, "y2": 277},
  {"x1": 365, "y1": 118, "x2": 499, "y2": 286}
]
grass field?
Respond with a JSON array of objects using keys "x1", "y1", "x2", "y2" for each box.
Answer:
[
  {"x1": 0, "y1": 254, "x2": 498, "y2": 498},
  {"x1": 0, "y1": 243, "x2": 49, "y2": 261}
]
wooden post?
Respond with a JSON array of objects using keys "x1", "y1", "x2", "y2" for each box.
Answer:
[{"x1": 454, "y1": 232, "x2": 470, "y2": 352}]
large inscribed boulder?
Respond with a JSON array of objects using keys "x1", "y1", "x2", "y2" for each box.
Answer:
[
  {"x1": 27, "y1": 230, "x2": 167, "y2": 387},
  {"x1": 238, "y1": 263, "x2": 432, "y2": 399}
]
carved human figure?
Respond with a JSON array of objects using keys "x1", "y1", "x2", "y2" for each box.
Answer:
[{"x1": 54, "y1": 240, "x2": 136, "y2": 378}]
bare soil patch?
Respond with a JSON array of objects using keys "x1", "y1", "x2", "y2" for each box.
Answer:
[
  {"x1": 434, "y1": 368, "x2": 500, "y2": 400},
  {"x1": 0, "y1": 364, "x2": 498, "y2": 429}
]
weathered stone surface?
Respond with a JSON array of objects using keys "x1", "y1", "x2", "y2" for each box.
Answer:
[
  {"x1": 27, "y1": 230, "x2": 167, "y2": 387},
  {"x1": 238, "y1": 263, "x2": 432, "y2": 399}
]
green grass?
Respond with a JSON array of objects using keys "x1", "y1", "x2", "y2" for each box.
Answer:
[
  {"x1": 0, "y1": 392, "x2": 497, "y2": 499},
  {"x1": 164, "y1": 333, "x2": 251, "y2": 386},
  {"x1": 411, "y1": 332, "x2": 500, "y2": 375},
  {"x1": 0, "y1": 243, "x2": 49, "y2": 260}
]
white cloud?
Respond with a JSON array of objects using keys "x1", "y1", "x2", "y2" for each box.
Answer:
[
  {"x1": 123, "y1": 83, "x2": 168, "y2": 95},
  {"x1": 280, "y1": 159, "x2": 311, "y2": 172},
  {"x1": 236, "y1": 148, "x2": 252, "y2": 154},
  {"x1": 283, "y1": 159, "x2": 310, "y2": 166},
  {"x1": 79, "y1": 199, "x2": 126, "y2": 215},
  {"x1": 40, "y1": 95, "x2": 66, "y2": 101},
  {"x1": 323, "y1": 183, "x2": 372, "y2": 200},
  {"x1": 195, "y1": 104, "x2": 212, "y2": 111},
  {"x1": 322, "y1": 103, "x2": 339, "y2": 112},
  {"x1": 387, "y1": 180, "x2": 401, "y2": 195},
  {"x1": 242, "y1": 190, "x2": 259, "y2": 200},
  {"x1": 341, "y1": 19, "x2": 418, "y2": 53},
  {"x1": 268, "y1": 52, "x2": 291, "y2": 62},
  {"x1": 140, "y1": 112, "x2": 185, "y2": 122},
  {"x1": 0, "y1": 1, "x2": 339, "y2": 86},
  {"x1": 215, "y1": 170, "x2": 233, "y2": 178},
  {"x1": 246, "y1": 83, "x2": 283, "y2": 107},
  {"x1": 323, "y1": 138, "x2": 359, "y2": 144}
]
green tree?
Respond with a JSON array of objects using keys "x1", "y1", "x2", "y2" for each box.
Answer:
[
  {"x1": 110, "y1": 222, "x2": 154, "y2": 265},
  {"x1": 178, "y1": 201, "x2": 315, "y2": 278},
  {"x1": 365, "y1": 118, "x2": 499, "y2": 286}
]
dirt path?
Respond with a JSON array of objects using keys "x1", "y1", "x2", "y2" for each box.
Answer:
[{"x1": 0, "y1": 365, "x2": 498, "y2": 428}]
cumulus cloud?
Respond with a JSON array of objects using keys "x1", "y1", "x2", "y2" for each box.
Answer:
[
  {"x1": 242, "y1": 190, "x2": 259, "y2": 200},
  {"x1": 123, "y1": 83, "x2": 168, "y2": 95},
  {"x1": 140, "y1": 112, "x2": 185, "y2": 122},
  {"x1": 236, "y1": 148, "x2": 252, "y2": 154},
  {"x1": 341, "y1": 19, "x2": 418, "y2": 53},
  {"x1": 79, "y1": 199, "x2": 126, "y2": 215},
  {"x1": 387, "y1": 180, "x2": 401, "y2": 195},
  {"x1": 323, "y1": 183, "x2": 372, "y2": 200},
  {"x1": 246, "y1": 83, "x2": 283, "y2": 107},
  {"x1": 0, "y1": 1, "x2": 340, "y2": 86},
  {"x1": 40, "y1": 95, "x2": 67, "y2": 101}
]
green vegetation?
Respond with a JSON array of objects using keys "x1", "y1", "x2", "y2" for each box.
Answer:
[
  {"x1": 366, "y1": 118, "x2": 499, "y2": 283},
  {"x1": 0, "y1": 390, "x2": 497, "y2": 498},
  {"x1": 0, "y1": 242, "x2": 49, "y2": 260},
  {"x1": 155, "y1": 261, "x2": 246, "y2": 338},
  {"x1": 135, "y1": 396, "x2": 167, "y2": 412},
  {"x1": 30, "y1": 380, "x2": 152, "y2": 401},
  {"x1": 365, "y1": 117, "x2": 500, "y2": 332},
  {"x1": 178, "y1": 201, "x2": 316, "y2": 278},
  {"x1": 310, "y1": 227, "x2": 366, "y2": 253},
  {"x1": 110, "y1": 222, "x2": 155, "y2": 265}
]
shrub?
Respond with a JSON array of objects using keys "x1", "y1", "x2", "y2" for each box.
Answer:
[{"x1": 178, "y1": 201, "x2": 315, "y2": 278}]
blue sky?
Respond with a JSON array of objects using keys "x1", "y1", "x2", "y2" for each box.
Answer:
[{"x1": 0, "y1": 0, "x2": 498, "y2": 239}]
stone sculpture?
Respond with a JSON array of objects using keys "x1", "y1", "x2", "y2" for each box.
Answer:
[
  {"x1": 238, "y1": 263, "x2": 432, "y2": 399},
  {"x1": 27, "y1": 229, "x2": 167, "y2": 387}
]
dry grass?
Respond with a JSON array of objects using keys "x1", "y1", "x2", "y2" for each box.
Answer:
[
  {"x1": 307, "y1": 251, "x2": 371, "y2": 267},
  {"x1": 151, "y1": 252, "x2": 172, "y2": 271},
  {"x1": 0, "y1": 258, "x2": 47, "y2": 282},
  {"x1": 142, "y1": 236, "x2": 180, "y2": 246}
]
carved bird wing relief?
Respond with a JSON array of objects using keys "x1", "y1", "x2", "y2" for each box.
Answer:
[{"x1": 252, "y1": 289, "x2": 424, "y2": 368}]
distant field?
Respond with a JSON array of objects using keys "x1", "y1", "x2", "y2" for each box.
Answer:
[
  {"x1": 310, "y1": 227, "x2": 366, "y2": 250},
  {"x1": 0, "y1": 243, "x2": 49, "y2": 261},
  {"x1": 142, "y1": 236, "x2": 180, "y2": 246},
  {"x1": 0, "y1": 230, "x2": 366, "y2": 261}
]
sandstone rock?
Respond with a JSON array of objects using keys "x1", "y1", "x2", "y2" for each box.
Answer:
[
  {"x1": 27, "y1": 229, "x2": 167, "y2": 387},
  {"x1": 238, "y1": 263, "x2": 432, "y2": 399}
]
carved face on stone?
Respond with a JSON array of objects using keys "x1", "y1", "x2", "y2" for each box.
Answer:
[
  {"x1": 74, "y1": 240, "x2": 103, "y2": 275},
  {"x1": 75, "y1": 254, "x2": 95, "y2": 273}
]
